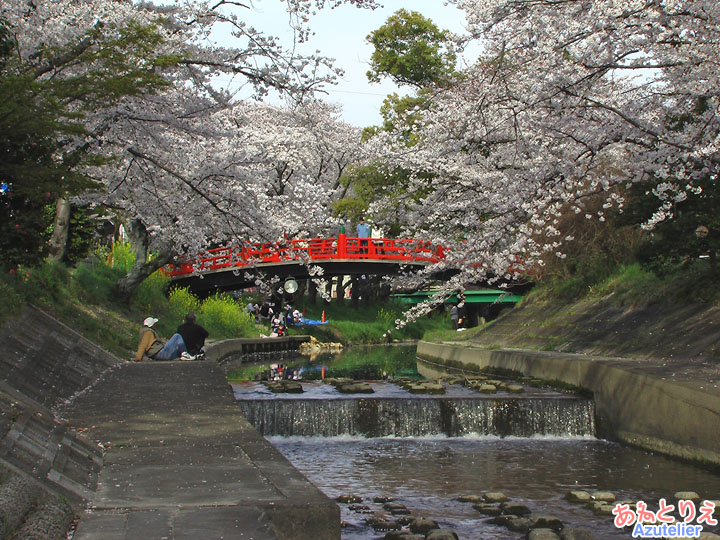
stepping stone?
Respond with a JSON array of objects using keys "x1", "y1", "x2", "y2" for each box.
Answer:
[
  {"x1": 473, "y1": 503, "x2": 502, "y2": 515},
  {"x1": 426, "y1": 530, "x2": 459, "y2": 540},
  {"x1": 531, "y1": 515, "x2": 564, "y2": 530},
  {"x1": 337, "y1": 494, "x2": 362, "y2": 504},
  {"x1": 484, "y1": 492, "x2": 509, "y2": 503},
  {"x1": 383, "y1": 502, "x2": 411, "y2": 515},
  {"x1": 528, "y1": 529, "x2": 561, "y2": 540},
  {"x1": 501, "y1": 501, "x2": 531, "y2": 515},
  {"x1": 591, "y1": 491, "x2": 616, "y2": 502},
  {"x1": 565, "y1": 491, "x2": 591, "y2": 503},
  {"x1": 366, "y1": 516, "x2": 400, "y2": 531}
]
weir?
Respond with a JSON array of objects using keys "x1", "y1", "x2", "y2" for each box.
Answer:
[{"x1": 236, "y1": 396, "x2": 595, "y2": 438}]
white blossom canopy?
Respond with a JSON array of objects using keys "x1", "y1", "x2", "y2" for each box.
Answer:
[
  {"x1": 2, "y1": 0, "x2": 372, "y2": 255},
  {"x1": 367, "y1": 0, "x2": 720, "y2": 300}
]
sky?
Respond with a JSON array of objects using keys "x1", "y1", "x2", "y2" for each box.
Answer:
[{"x1": 213, "y1": 1, "x2": 473, "y2": 127}]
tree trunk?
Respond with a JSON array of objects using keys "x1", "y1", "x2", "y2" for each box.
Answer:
[
  {"x1": 47, "y1": 197, "x2": 71, "y2": 262},
  {"x1": 336, "y1": 274, "x2": 345, "y2": 305},
  {"x1": 114, "y1": 218, "x2": 174, "y2": 303},
  {"x1": 308, "y1": 279, "x2": 317, "y2": 304},
  {"x1": 350, "y1": 275, "x2": 359, "y2": 308}
]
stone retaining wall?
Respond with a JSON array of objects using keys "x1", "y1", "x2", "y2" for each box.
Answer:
[
  {"x1": 417, "y1": 342, "x2": 720, "y2": 466},
  {"x1": 206, "y1": 335, "x2": 311, "y2": 362}
]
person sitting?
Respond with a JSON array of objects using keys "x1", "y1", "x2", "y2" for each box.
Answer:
[
  {"x1": 274, "y1": 322, "x2": 286, "y2": 337},
  {"x1": 258, "y1": 302, "x2": 273, "y2": 323},
  {"x1": 177, "y1": 312, "x2": 209, "y2": 359},
  {"x1": 270, "y1": 312, "x2": 284, "y2": 330},
  {"x1": 135, "y1": 317, "x2": 186, "y2": 361}
]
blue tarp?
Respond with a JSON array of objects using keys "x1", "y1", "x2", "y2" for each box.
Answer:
[{"x1": 299, "y1": 318, "x2": 328, "y2": 326}]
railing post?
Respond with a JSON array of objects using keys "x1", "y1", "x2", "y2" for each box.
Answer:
[{"x1": 338, "y1": 233, "x2": 347, "y2": 258}]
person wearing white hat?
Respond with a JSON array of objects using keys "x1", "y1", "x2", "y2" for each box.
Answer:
[{"x1": 134, "y1": 316, "x2": 187, "y2": 361}]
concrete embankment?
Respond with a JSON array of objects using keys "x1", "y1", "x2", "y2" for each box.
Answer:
[
  {"x1": 417, "y1": 341, "x2": 720, "y2": 466},
  {"x1": 0, "y1": 305, "x2": 340, "y2": 540},
  {"x1": 417, "y1": 297, "x2": 720, "y2": 466}
]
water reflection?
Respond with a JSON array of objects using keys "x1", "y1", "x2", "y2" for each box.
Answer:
[{"x1": 226, "y1": 344, "x2": 421, "y2": 381}]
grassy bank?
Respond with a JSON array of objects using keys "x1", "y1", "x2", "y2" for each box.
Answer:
[
  {"x1": 0, "y1": 244, "x2": 454, "y2": 357},
  {"x1": 294, "y1": 301, "x2": 456, "y2": 344},
  {"x1": 0, "y1": 245, "x2": 258, "y2": 358}
]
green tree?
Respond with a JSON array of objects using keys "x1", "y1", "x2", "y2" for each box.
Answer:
[
  {"x1": 366, "y1": 9, "x2": 456, "y2": 88},
  {"x1": 334, "y1": 11, "x2": 458, "y2": 229},
  {"x1": 0, "y1": 16, "x2": 177, "y2": 267},
  {"x1": 621, "y1": 174, "x2": 720, "y2": 274}
]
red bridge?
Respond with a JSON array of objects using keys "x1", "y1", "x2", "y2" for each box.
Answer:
[{"x1": 168, "y1": 234, "x2": 446, "y2": 295}]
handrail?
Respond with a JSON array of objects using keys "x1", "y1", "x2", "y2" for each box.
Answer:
[{"x1": 166, "y1": 234, "x2": 446, "y2": 277}]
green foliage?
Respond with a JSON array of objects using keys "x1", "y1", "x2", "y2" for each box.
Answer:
[
  {"x1": 377, "y1": 91, "x2": 432, "y2": 143},
  {"x1": 0, "y1": 196, "x2": 54, "y2": 268},
  {"x1": 0, "y1": 15, "x2": 178, "y2": 270},
  {"x1": 72, "y1": 259, "x2": 126, "y2": 305},
  {"x1": 131, "y1": 269, "x2": 170, "y2": 313},
  {"x1": 64, "y1": 206, "x2": 100, "y2": 265},
  {"x1": 377, "y1": 306, "x2": 398, "y2": 327},
  {"x1": 0, "y1": 271, "x2": 30, "y2": 323},
  {"x1": 538, "y1": 194, "x2": 641, "y2": 301},
  {"x1": 17, "y1": 260, "x2": 71, "y2": 305},
  {"x1": 620, "y1": 174, "x2": 720, "y2": 274},
  {"x1": 298, "y1": 300, "x2": 449, "y2": 344},
  {"x1": 168, "y1": 287, "x2": 201, "y2": 323},
  {"x1": 199, "y1": 294, "x2": 256, "y2": 338},
  {"x1": 109, "y1": 242, "x2": 137, "y2": 273},
  {"x1": 366, "y1": 9, "x2": 456, "y2": 88},
  {"x1": 333, "y1": 164, "x2": 424, "y2": 234}
]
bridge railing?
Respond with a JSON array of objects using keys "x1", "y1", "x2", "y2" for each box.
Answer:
[{"x1": 167, "y1": 234, "x2": 446, "y2": 277}]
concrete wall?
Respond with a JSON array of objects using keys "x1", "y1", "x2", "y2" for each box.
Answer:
[
  {"x1": 206, "y1": 336, "x2": 311, "y2": 363},
  {"x1": 1, "y1": 305, "x2": 120, "y2": 409},
  {"x1": 417, "y1": 342, "x2": 720, "y2": 466}
]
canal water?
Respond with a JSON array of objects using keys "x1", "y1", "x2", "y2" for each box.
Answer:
[{"x1": 229, "y1": 345, "x2": 720, "y2": 539}]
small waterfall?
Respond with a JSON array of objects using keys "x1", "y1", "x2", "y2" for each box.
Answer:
[{"x1": 237, "y1": 397, "x2": 595, "y2": 438}]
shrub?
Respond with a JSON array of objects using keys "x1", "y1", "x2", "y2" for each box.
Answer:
[
  {"x1": 168, "y1": 287, "x2": 201, "y2": 322},
  {"x1": 108, "y1": 242, "x2": 136, "y2": 273},
  {"x1": 0, "y1": 271, "x2": 27, "y2": 323},
  {"x1": 199, "y1": 294, "x2": 256, "y2": 338},
  {"x1": 72, "y1": 259, "x2": 125, "y2": 305},
  {"x1": 131, "y1": 270, "x2": 170, "y2": 312},
  {"x1": 17, "y1": 260, "x2": 71, "y2": 305}
]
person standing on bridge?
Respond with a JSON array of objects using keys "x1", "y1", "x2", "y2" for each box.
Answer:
[{"x1": 356, "y1": 217, "x2": 371, "y2": 254}]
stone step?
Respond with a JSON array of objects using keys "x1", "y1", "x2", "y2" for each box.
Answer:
[{"x1": 0, "y1": 387, "x2": 102, "y2": 503}]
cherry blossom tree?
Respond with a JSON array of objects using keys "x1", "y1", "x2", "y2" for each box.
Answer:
[
  {"x1": 2, "y1": 0, "x2": 374, "y2": 297},
  {"x1": 368, "y1": 0, "x2": 720, "y2": 312}
]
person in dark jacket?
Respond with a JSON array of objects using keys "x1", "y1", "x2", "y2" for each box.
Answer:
[{"x1": 177, "y1": 312, "x2": 209, "y2": 356}]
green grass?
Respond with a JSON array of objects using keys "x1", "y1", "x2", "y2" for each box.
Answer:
[
  {"x1": 295, "y1": 300, "x2": 452, "y2": 344},
  {"x1": 527, "y1": 259, "x2": 720, "y2": 307},
  {"x1": 0, "y1": 245, "x2": 263, "y2": 358}
]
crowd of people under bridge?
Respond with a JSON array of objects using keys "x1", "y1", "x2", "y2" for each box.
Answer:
[{"x1": 246, "y1": 300, "x2": 302, "y2": 338}]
